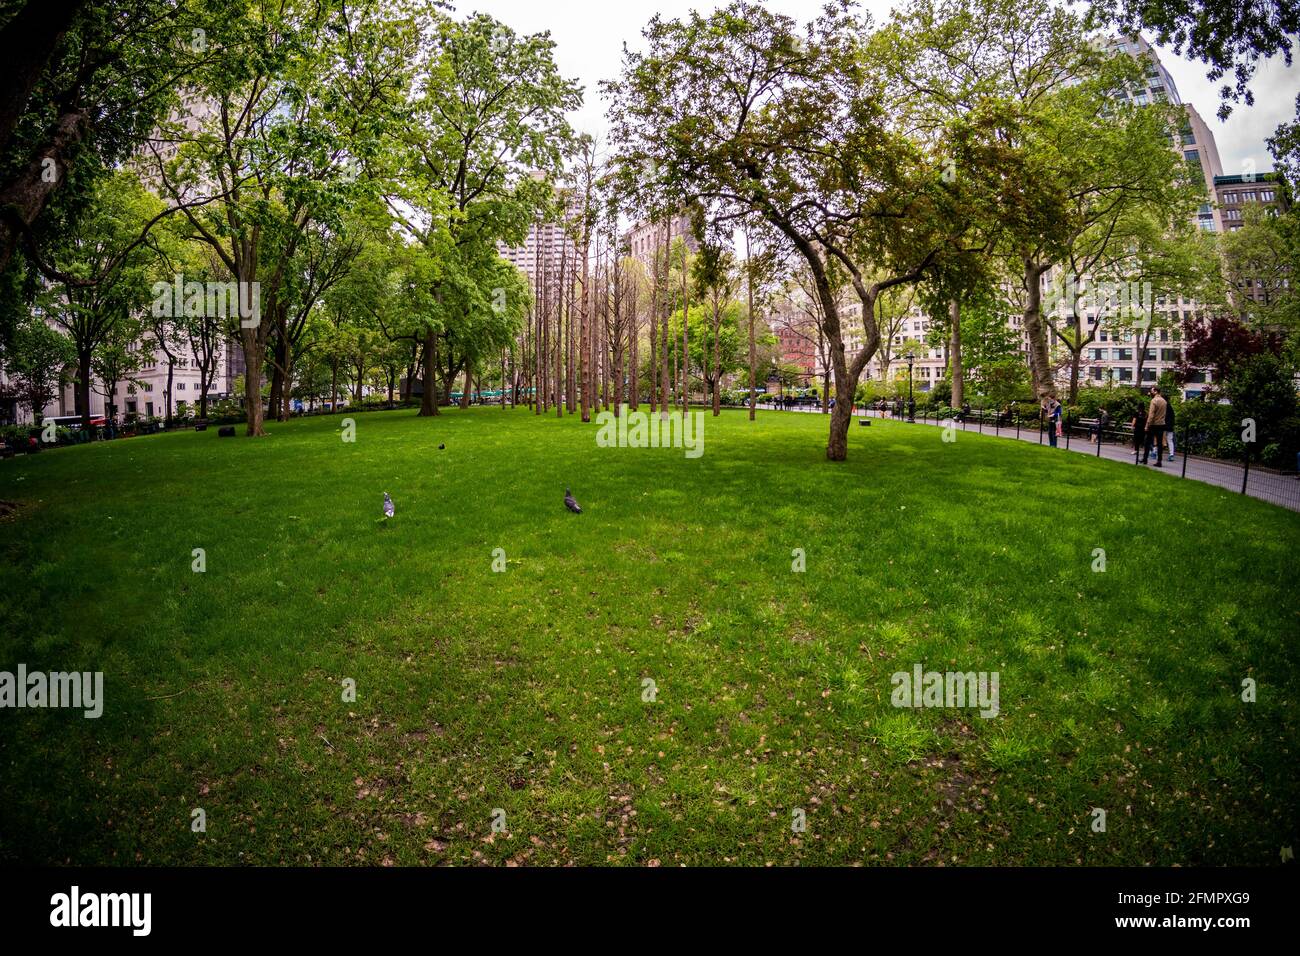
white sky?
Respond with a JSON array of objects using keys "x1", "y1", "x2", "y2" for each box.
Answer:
[{"x1": 452, "y1": 0, "x2": 1300, "y2": 176}]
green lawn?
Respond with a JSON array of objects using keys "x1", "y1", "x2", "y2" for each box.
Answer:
[{"x1": 0, "y1": 406, "x2": 1296, "y2": 865}]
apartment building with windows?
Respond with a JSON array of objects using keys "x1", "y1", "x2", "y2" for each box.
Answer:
[
  {"x1": 624, "y1": 212, "x2": 699, "y2": 275},
  {"x1": 497, "y1": 216, "x2": 580, "y2": 289}
]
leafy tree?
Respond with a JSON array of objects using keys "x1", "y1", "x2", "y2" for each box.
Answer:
[
  {"x1": 3, "y1": 312, "x2": 74, "y2": 423},
  {"x1": 0, "y1": 0, "x2": 203, "y2": 279},
  {"x1": 1220, "y1": 202, "x2": 1299, "y2": 332},
  {"x1": 607, "y1": 1, "x2": 983, "y2": 460},
  {"x1": 91, "y1": 314, "x2": 146, "y2": 423},
  {"x1": 1221, "y1": 351, "x2": 1299, "y2": 452},
  {"x1": 1267, "y1": 93, "x2": 1300, "y2": 194},
  {"x1": 151, "y1": 0, "x2": 412, "y2": 435},
  {"x1": 1053, "y1": 211, "x2": 1218, "y2": 401},
  {"x1": 43, "y1": 170, "x2": 162, "y2": 426},
  {"x1": 386, "y1": 10, "x2": 579, "y2": 417}
]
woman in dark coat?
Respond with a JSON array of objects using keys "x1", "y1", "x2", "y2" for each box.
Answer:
[{"x1": 1131, "y1": 405, "x2": 1147, "y2": 459}]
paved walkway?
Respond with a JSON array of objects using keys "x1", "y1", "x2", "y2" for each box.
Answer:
[{"x1": 772, "y1": 405, "x2": 1300, "y2": 512}]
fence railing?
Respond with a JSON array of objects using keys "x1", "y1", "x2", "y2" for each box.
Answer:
[{"x1": 844, "y1": 403, "x2": 1300, "y2": 512}]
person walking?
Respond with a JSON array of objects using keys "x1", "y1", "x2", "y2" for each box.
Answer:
[
  {"x1": 1144, "y1": 387, "x2": 1168, "y2": 467},
  {"x1": 1165, "y1": 399, "x2": 1177, "y2": 463}
]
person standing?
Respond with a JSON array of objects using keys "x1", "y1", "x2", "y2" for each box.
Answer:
[
  {"x1": 1132, "y1": 404, "x2": 1147, "y2": 462},
  {"x1": 1165, "y1": 399, "x2": 1177, "y2": 463},
  {"x1": 1044, "y1": 394, "x2": 1062, "y2": 448},
  {"x1": 1145, "y1": 387, "x2": 1168, "y2": 467},
  {"x1": 1094, "y1": 407, "x2": 1111, "y2": 445}
]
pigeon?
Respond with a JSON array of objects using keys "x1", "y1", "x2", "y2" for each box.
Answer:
[
  {"x1": 383, "y1": 492, "x2": 395, "y2": 519},
  {"x1": 564, "y1": 488, "x2": 582, "y2": 514},
  {"x1": 439, "y1": 443, "x2": 445, "y2": 450}
]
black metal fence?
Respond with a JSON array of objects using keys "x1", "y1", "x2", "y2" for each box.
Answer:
[{"x1": 846, "y1": 403, "x2": 1300, "y2": 512}]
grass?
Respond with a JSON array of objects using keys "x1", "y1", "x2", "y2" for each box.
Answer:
[{"x1": 0, "y1": 405, "x2": 1296, "y2": 866}]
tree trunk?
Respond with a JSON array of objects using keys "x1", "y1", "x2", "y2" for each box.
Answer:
[
  {"x1": 165, "y1": 359, "x2": 175, "y2": 426},
  {"x1": 746, "y1": 232, "x2": 757, "y2": 422},
  {"x1": 0, "y1": 0, "x2": 85, "y2": 155},
  {"x1": 1021, "y1": 258, "x2": 1055, "y2": 400},
  {"x1": 419, "y1": 329, "x2": 439, "y2": 417},
  {"x1": 1068, "y1": 347, "x2": 1082, "y2": 405},
  {"x1": 712, "y1": 304, "x2": 722, "y2": 416},
  {"x1": 827, "y1": 372, "x2": 855, "y2": 461},
  {"x1": 268, "y1": 362, "x2": 283, "y2": 421},
  {"x1": 76, "y1": 348, "x2": 92, "y2": 429},
  {"x1": 681, "y1": 247, "x2": 690, "y2": 413},
  {"x1": 281, "y1": 358, "x2": 293, "y2": 420},
  {"x1": 0, "y1": 106, "x2": 89, "y2": 273},
  {"x1": 949, "y1": 299, "x2": 964, "y2": 409},
  {"x1": 241, "y1": 331, "x2": 266, "y2": 437},
  {"x1": 630, "y1": 285, "x2": 640, "y2": 412}
]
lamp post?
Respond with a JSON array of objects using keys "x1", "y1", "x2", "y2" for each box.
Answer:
[{"x1": 905, "y1": 349, "x2": 916, "y2": 421}]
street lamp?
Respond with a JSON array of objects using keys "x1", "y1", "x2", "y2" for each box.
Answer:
[{"x1": 905, "y1": 349, "x2": 916, "y2": 421}]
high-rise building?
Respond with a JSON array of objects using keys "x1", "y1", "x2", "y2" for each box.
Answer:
[
  {"x1": 624, "y1": 212, "x2": 698, "y2": 275},
  {"x1": 497, "y1": 218, "x2": 579, "y2": 289},
  {"x1": 1213, "y1": 172, "x2": 1291, "y2": 233}
]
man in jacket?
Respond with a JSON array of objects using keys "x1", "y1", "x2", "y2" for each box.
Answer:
[{"x1": 1144, "y1": 388, "x2": 1168, "y2": 467}]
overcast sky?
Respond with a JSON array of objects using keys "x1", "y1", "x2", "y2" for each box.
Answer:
[{"x1": 451, "y1": 0, "x2": 1299, "y2": 177}]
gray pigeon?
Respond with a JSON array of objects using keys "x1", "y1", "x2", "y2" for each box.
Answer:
[
  {"x1": 383, "y1": 492, "x2": 395, "y2": 519},
  {"x1": 564, "y1": 488, "x2": 581, "y2": 514},
  {"x1": 439, "y1": 443, "x2": 445, "y2": 450}
]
